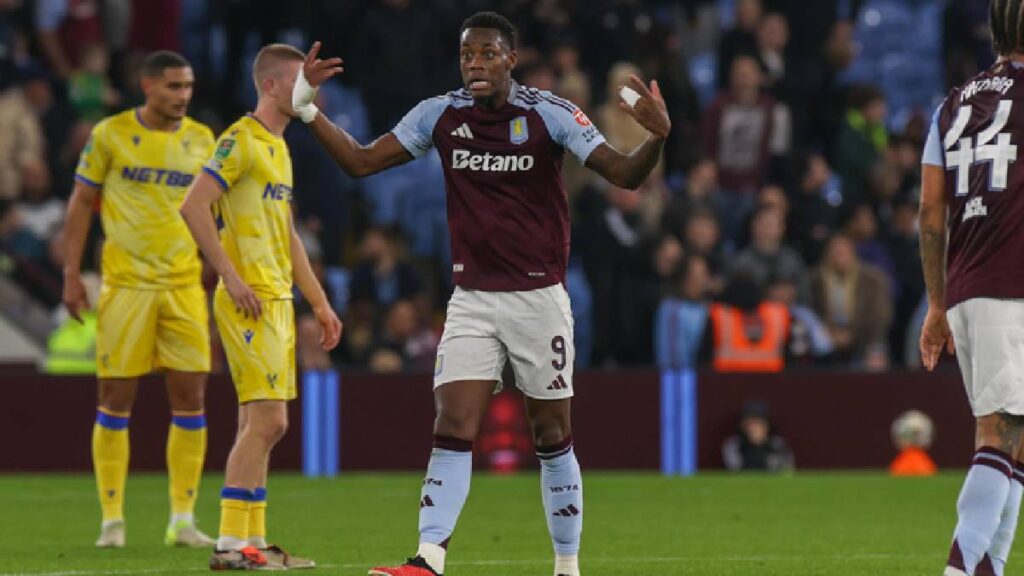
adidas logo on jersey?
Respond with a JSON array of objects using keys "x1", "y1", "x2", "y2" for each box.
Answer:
[
  {"x1": 451, "y1": 123, "x2": 474, "y2": 139},
  {"x1": 452, "y1": 149, "x2": 535, "y2": 172},
  {"x1": 547, "y1": 375, "x2": 570, "y2": 390}
]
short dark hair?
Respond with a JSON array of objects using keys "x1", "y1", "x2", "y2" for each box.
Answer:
[
  {"x1": 461, "y1": 11, "x2": 517, "y2": 50},
  {"x1": 141, "y1": 51, "x2": 190, "y2": 77},
  {"x1": 991, "y1": 0, "x2": 1024, "y2": 56}
]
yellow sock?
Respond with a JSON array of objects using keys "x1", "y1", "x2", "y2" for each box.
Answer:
[
  {"x1": 248, "y1": 488, "x2": 267, "y2": 546},
  {"x1": 167, "y1": 411, "x2": 207, "y2": 517},
  {"x1": 93, "y1": 407, "x2": 130, "y2": 523},
  {"x1": 218, "y1": 488, "x2": 252, "y2": 546}
]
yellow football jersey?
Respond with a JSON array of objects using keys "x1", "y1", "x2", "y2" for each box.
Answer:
[
  {"x1": 76, "y1": 109, "x2": 215, "y2": 288},
  {"x1": 204, "y1": 114, "x2": 293, "y2": 300}
]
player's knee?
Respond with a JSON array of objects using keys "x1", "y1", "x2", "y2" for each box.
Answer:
[
  {"x1": 976, "y1": 413, "x2": 1024, "y2": 453},
  {"x1": 169, "y1": 386, "x2": 205, "y2": 412},
  {"x1": 529, "y1": 417, "x2": 571, "y2": 448},
  {"x1": 532, "y1": 420, "x2": 573, "y2": 446},
  {"x1": 98, "y1": 381, "x2": 136, "y2": 413},
  {"x1": 265, "y1": 417, "x2": 289, "y2": 444},
  {"x1": 99, "y1": 397, "x2": 134, "y2": 414},
  {"x1": 251, "y1": 413, "x2": 288, "y2": 446},
  {"x1": 434, "y1": 409, "x2": 480, "y2": 441}
]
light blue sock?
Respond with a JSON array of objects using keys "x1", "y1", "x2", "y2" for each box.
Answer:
[
  {"x1": 418, "y1": 436, "x2": 473, "y2": 548},
  {"x1": 951, "y1": 448, "x2": 1013, "y2": 573},
  {"x1": 538, "y1": 437, "x2": 583, "y2": 557},
  {"x1": 987, "y1": 464, "x2": 1024, "y2": 576}
]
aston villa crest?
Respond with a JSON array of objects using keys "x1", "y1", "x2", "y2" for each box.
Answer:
[{"x1": 509, "y1": 116, "x2": 528, "y2": 144}]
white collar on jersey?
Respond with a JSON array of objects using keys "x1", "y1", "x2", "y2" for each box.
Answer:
[{"x1": 508, "y1": 81, "x2": 522, "y2": 105}]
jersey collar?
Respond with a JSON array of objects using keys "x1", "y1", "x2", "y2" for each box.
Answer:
[
  {"x1": 469, "y1": 81, "x2": 519, "y2": 114},
  {"x1": 508, "y1": 81, "x2": 521, "y2": 105},
  {"x1": 245, "y1": 113, "x2": 281, "y2": 139},
  {"x1": 134, "y1": 107, "x2": 182, "y2": 133}
]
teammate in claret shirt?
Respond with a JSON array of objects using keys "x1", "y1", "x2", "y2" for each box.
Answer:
[
  {"x1": 920, "y1": 1, "x2": 1024, "y2": 574},
  {"x1": 293, "y1": 12, "x2": 670, "y2": 576}
]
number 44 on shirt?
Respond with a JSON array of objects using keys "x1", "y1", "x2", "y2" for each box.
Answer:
[{"x1": 944, "y1": 100, "x2": 1018, "y2": 197}]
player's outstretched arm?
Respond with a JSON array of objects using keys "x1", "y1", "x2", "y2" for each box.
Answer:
[
  {"x1": 288, "y1": 219, "x2": 342, "y2": 350},
  {"x1": 918, "y1": 164, "x2": 954, "y2": 370},
  {"x1": 179, "y1": 173, "x2": 262, "y2": 319},
  {"x1": 61, "y1": 180, "x2": 99, "y2": 322},
  {"x1": 294, "y1": 42, "x2": 413, "y2": 177},
  {"x1": 585, "y1": 75, "x2": 671, "y2": 189}
]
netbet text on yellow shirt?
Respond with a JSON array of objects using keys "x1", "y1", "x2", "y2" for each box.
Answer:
[
  {"x1": 203, "y1": 114, "x2": 294, "y2": 300},
  {"x1": 75, "y1": 109, "x2": 215, "y2": 288}
]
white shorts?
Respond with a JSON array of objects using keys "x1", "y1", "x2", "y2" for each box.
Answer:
[
  {"x1": 433, "y1": 284, "x2": 575, "y2": 400},
  {"x1": 948, "y1": 298, "x2": 1024, "y2": 416}
]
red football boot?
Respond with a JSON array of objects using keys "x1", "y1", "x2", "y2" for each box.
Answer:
[
  {"x1": 209, "y1": 545, "x2": 268, "y2": 570},
  {"x1": 368, "y1": 556, "x2": 441, "y2": 576}
]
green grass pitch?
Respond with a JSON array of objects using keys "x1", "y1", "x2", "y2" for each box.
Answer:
[{"x1": 0, "y1": 472, "x2": 975, "y2": 575}]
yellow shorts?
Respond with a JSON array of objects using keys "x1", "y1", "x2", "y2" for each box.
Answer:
[
  {"x1": 96, "y1": 284, "x2": 211, "y2": 378},
  {"x1": 214, "y1": 288, "x2": 296, "y2": 403}
]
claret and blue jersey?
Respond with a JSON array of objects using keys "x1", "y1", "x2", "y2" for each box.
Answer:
[
  {"x1": 922, "y1": 60, "x2": 1024, "y2": 306},
  {"x1": 392, "y1": 82, "x2": 606, "y2": 292}
]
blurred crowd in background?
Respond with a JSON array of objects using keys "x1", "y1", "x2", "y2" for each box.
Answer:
[{"x1": 0, "y1": 0, "x2": 997, "y2": 374}]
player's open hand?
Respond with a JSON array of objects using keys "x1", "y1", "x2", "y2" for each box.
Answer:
[
  {"x1": 920, "y1": 307, "x2": 955, "y2": 371},
  {"x1": 301, "y1": 41, "x2": 343, "y2": 90},
  {"x1": 62, "y1": 271, "x2": 88, "y2": 323},
  {"x1": 619, "y1": 74, "x2": 671, "y2": 140},
  {"x1": 224, "y1": 271, "x2": 262, "y2": 321},
  {"x1": 313, "y1": 304, "x2": 342, "y2": 351}
]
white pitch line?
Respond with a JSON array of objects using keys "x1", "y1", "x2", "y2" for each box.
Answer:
[{"x1": 0, "y1": 554, "x2": 938, "y2": 576}]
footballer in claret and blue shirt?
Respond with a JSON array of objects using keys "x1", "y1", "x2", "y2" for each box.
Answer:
[
  {"x1": 291, "y1": 11, "x2": 670, "y2": 576},
  {"x1": 919, "y1": 2, "x2": 1024, "y2": 574}
]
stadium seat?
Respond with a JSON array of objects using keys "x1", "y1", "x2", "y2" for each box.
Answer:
[
  {"x1": 396, "y1": 153, "x2": 450, "y2": 262},
  {"x1": 325, "y1": 266, "x2": 351, "y2": 315},
  {"x1": 842, "y1": 0, "x2": 945, "y2": 127},
  {"x1": 717, "y1": 0, "x2": 737, "y2": 30},
  {"x1": 361, "y1": 161, "x2": 421, "y2": 225},
  {"x1": 688, "y1": 51, "x2": 718, "y2": 110},
  {"x1": 321, "y1": 83, "x2": 372, "y2": 145}
]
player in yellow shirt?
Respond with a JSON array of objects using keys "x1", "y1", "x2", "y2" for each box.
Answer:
[
  {"x1": 179, "y1": 43, "x2": 342, "y2": 571},
  {"x1": 62, "y1": 51, "x2": 217, "y2": 548}
]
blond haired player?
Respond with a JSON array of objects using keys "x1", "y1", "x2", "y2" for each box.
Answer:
[
  {"x1": 63, "y1": 50, "x2": 217, "y2": 549},
  {"x1": 179, "y1": 43, "x2": 342, "y2": 571}
]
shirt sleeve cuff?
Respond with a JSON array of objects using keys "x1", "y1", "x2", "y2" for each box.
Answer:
[
  {"x1": 74, "y1": 174, "x2": 102, "y2": 188},
  {"x1": 575, "y1": 135, "x2": 606, "y2": 165},
  {"x1": 391, "y1": 128, "x2": 427, "y2": 159},
  {"x1": 202, "y1": 166, "x2": 230, "y2": 190}
]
